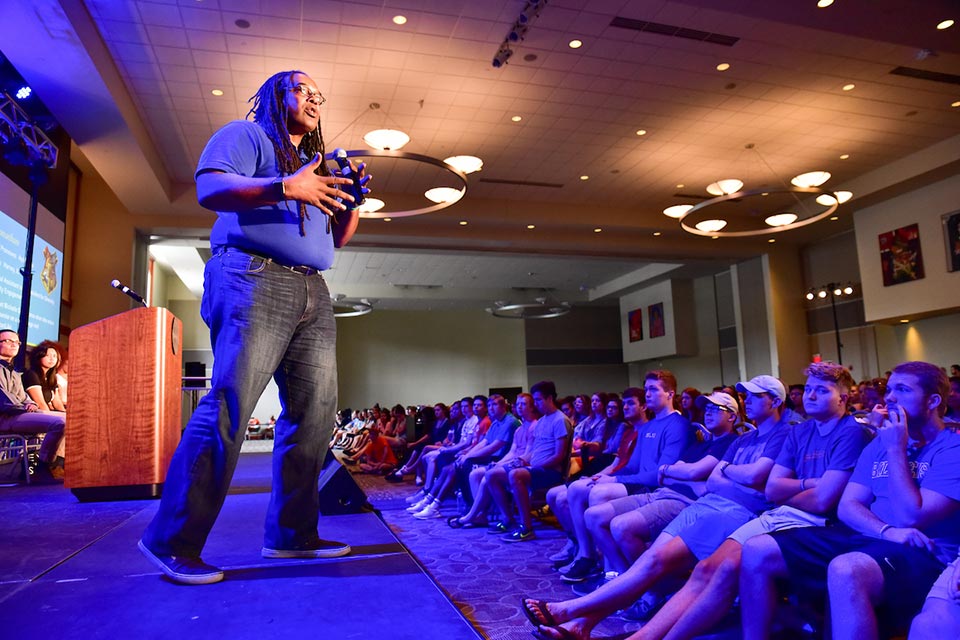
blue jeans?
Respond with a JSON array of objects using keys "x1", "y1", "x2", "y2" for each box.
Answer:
[{"x1": 143, "y1": 248, "x2": 338, "y2": 556}]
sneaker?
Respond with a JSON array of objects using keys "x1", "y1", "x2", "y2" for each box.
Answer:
[
  {"x1": 138, "y1": 539, "x2": 224, "y2": 585},
  {"x1": 548, "y1": 538, "x2": 578, "y2": 563},
  {"x1": 415, "y1": 476, "x2": 424, "y2": 486},
  {"x1": 617, "y1": 592, "x2": 668, "y2": 622},
  {"x1": 384, "y1": 472, "x2": 404, "y2": 483},
  {"x1": 413, "y1": 501, "x2": 442, "y2": 519},
  {"x1": 502, "y1": 526, "x2": 535, "y2": 542},
  {"x1": 571, "y1": 574, "x2": 606, "y2": 596},
  {"x1": 405, "y1": 489, "x2": 426, "y2": 504},
  {"x1": 262, "y1": 538, "x2": 351, "y2": 559},
  {"x1": 406, "y1": 498, "x2": 429, "y2": 513},
  {"x1": 560, "y1": 557, "x2": 602, "y2": 583},
  {"x1": 487, "y1": 521, "x2": 512, "y2": 535}
]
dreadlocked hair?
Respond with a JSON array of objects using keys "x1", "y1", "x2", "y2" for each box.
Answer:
[{"x1": 247, "y1": 70, "x2": 330, "y2": 236}]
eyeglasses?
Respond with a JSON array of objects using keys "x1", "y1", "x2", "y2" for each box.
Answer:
[
  {"x1": 287, "y1": 83, "x2": 326, "y2": 105},
  {"x1": 0, "y1": 338, "x2": 21, "y2": 345},
  {"x1": 704, "y1": 405, "x2": 733, "y2": 414}
]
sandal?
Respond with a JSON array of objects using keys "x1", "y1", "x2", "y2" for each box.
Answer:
[
  {"x1": 521, "y1": 598, "x2": 557, "y2": 628},
  {"x1": 446, "y1": 516, "x2": 465, "y2": 529},
  {"x1": 531, "y1": 625, "x2": 580, "y2": 640}
]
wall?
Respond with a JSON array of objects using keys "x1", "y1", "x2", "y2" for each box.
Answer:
[
  {"x1": 525, "y1": 306, "x2": 628, "y2": 396},
  {"x1": 336, "y1": 309, "x2": 526, "y2": 410},
  {"x1": 855, "y1": 174, "x2": 960, "y2": 322},
  {"x1": 766, "y1": 246, "x2": 811, "y2": 383},
  {"x1": 874, "y1": 312, "x2": 960, "y2": 373}
]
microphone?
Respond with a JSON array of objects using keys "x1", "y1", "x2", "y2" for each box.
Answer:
[
  {"x1": 332, "y1": 148, "x2": 365, "y2": 210},
  {"x1": 110, "y1": 279, "x2": 147, "y2": 307}
]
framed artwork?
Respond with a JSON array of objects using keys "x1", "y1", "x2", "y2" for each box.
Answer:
[
  {"x1": 943, "y1": 210, "x2": 960, "y2": 273},
  {"x1": 627, "y1": 308, "x2": 643, "y2": 342},
  {"x1": 648, "y1": 302, "x2": 665, "y2": 338},
  {"x1": 878, "y1": 223, "x2": 925, "y2": 286}
]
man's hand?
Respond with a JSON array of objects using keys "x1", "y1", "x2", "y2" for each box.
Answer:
[
  {"x1": 883, "y1": 526, "x2": 936, "y2": 553},
  {"x1": 284, "y1": 153, "x2": 356, "y2": 215},
  {"x1": 876, "y1": 404, "x2": 908, "y2": 451},
  {"x1": 25, "y1": 403, "x2": 39, "y2": 413}
]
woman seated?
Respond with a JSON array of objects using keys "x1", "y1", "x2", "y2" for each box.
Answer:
[{"x1": 23, "y1": 340, "x2": 66, "y2": 413}]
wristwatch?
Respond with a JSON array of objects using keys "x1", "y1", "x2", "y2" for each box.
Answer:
[{"x1": 272, "y1": 178, "x2": 286, "y2": 201}]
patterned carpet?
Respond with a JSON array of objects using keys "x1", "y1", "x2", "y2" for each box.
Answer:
[{"x1": 353, "y1": 471, "x2": 639, "y2": 640}]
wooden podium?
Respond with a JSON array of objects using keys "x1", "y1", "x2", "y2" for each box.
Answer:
[{"x1": 65, "y1": 307, "x2": 183, "y2": 501}]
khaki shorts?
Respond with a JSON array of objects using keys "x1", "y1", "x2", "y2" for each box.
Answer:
[
  {"x1": 727, "y1": 505, "x2": 827, "y2": 546},
  {"x1": 607, "y1": 488, "x2": 693, "y2": 536}
]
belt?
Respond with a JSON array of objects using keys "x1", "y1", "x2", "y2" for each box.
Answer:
[{"x1": 222, "y1": 247, "x2": 322, "y2": 276}]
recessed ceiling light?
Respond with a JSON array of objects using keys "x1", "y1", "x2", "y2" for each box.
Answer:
[
  {"x1": 716, "y1": 62, "x2": 730, "y2": 71},
  {"x1": 711, "y1": 236, "x2": 719, "y2": 240},
  {"x1": 676, "y1": 184, "x2": 684, "y2": 189},
  {"x1": 527, "y1": 224, "x2": 536, "y2": 229},
  {"x1": 952, "y1": 100, "x2": 960, "y2": 108},
  {"x1": 580, "y1": 175, "x2": 589, "y2": 181},
  {"x1": 636, "y1": 129, "x2": 647, "y2": 136},
  {"x1": 937, "y1": 19, "x2": 954, "y2": 30},
  {"x1": 234, "y1": 18, "x2": 251, "y2": 29},
  {"x1": 839, "y1": 153, "x2": 850, "y2": 159},
  {"x1": 817, "y1": 0, "x2": 834, "y2": 7},
  {"x1": 568, "y1": 39, "x2": 583, "y2": 49},
  {"x1": 842, "y1": 83, "x2": 856, "y2": 91},
  {"x1": 653, "y1": 232, "x2": 662, "y2": 237},
  {"x1": 768, "y1": 238, "x2": 776, "y2": 243},
  {"x1": 393, "y1": 15, "x2": 407, "y2": 25},
  {"x1": 830, "y1": 216, "x2": 839, "y2": 221},
  {"x1": 593, "y1": 227, "x2": 602, "y2": 233},
  {"x1": 459, "y1": 220, "x2": 468, "y2": 226},
  {"x1": 211, "y1": 89, "x2": 224, "y2": 96},
  {"x1": 511, "y1": 115, "x2": 522, "y2": 122},
  {"x1": 383, "y1": 217, "x2": 392, "y2": 222},
  {"x1": 900, "y1": 318, "x2": 910, "y2": 323}
]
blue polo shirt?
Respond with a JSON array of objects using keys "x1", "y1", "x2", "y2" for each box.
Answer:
[{"x1": 197, "y1": 120, "x2": 335, "y2": 270}]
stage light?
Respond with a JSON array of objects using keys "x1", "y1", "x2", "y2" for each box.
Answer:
[{"x1": 15, "y1": 86, "x2": 31, "y2": 100}]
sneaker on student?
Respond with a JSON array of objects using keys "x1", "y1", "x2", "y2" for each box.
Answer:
[
  {"x1": 138, "y1": 539, "x2": 224, "y2": 585},
  {"x1": 571, "y1": 574, "x2": 606, "y2": 596},
  {"x1": 413, "y1": 501, "x2": 442, "y2": 519},
  {"x1": 548, "y1": 538, "x2": 578, "y2": 563},
  {"x1": 486, "y1": 521, "x2": 512, "y2": 535},
  {"x1": 560, "y1": 557, "x2": 602, "y2": 583},
  {"x1": 617, "y1": 592, "x2": 668, "y2": 622},
  {"x1": 502, "y1": 526, "x2": 535, "y2": 542},
  {"x1": 262, "y1": 537, "x2": 351, "y2": 559},
  {"x1": 405, "y1": 489, "x2": 426, "y2": 504},
  {"x1": 406, "y1": 495, "x2": 431, "y2": 512}
]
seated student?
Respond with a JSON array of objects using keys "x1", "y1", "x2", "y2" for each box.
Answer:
[
  {"x1": 556, "y1": 372, "x2": 691, "y2": 584},
  {"x1": 355, "y1": 426, "x2": 398, "y2": 474},
  {"x1": 559, "y1": 396, "x2": 577, "y2": 424},
  {"x1": 486, "y1": 380, "x2": 570, "y2": 542},
  {"x1": 678, "y1": 387, "x2": 702, "y2": 425},
  {"x1": 0, "y1": 329, "x2": 66, "y2": 480},
  {"x1": 741, "y1": 361, "x2": 960, "y2": 640},
  {"x1": 23, "y1": 340, "x2": 66, "y2": 413},
  {"x1": 520, "y1": 367, "x2": 849, "y2": 640},
  {"x1": 388, "y1": 403, "x2": 449, "y2": 482},
  {"x1": 571, "y1": 393, "x2": 613, "y2": 477},
  {"x1": 782, "y1": 383, "x2": 806, "y2": 424},
  {"x1": 451, "y1": 393, "x2": 537, "y2": 528},
  {"x1": 910, "y1": 550, "x2": 960, "y2": 640},
  {"x1": 580, "y1": 391, "x2": 738, "y2": 589},
  {"x1": 405, "y1": 397, "x2": 477, "y2": 507},
  {"x1": 944, "y1": 376, "x2": 960, "y2": 425},
  {"x1": 413, "y1": 395, "x2": 516, "y2": 519},
  {"x1": 547, "y1": 393, "x2": 643, "y2": 569}
]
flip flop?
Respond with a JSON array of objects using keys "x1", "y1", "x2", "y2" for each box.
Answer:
[
  {"x1": 531, "y1": 625, "x2": 580, "y2": 640},
  {"x1": 446, "y1": 516, "x2": 465, "y2": 529},
  {"x1": 521, "y1": 598, "x2": 557, "y2": 628}
]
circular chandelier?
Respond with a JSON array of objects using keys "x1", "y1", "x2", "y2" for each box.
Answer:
[
  {"x1": 332, "y1": 295, "x2": 373, "y2": 318},
  {"x1": 486, "y1": 297, "x2": 571, "y2": 319},
  {"x1": 662, "y1": 145, "x2": 854, "y2": 238}
]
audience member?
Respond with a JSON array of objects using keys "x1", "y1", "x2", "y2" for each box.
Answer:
[
  {"x1": 23, "y1": 340, "x2": 67, "y2": 413},
  {"x1": 679, "y1": 387, "x2": 702, "y2": 425},
  {"x1": 741, "y1": 361, "x2": 960, "y2": 640}
]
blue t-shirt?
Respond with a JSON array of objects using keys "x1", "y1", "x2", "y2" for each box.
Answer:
[
  {"x1": 482, "y1": 413, "x2": 520, "y2": 458},
  {"x1": 197, "y1": 120, "x2": 335, "y2": 270},
  {"x1": 529, "y1": 410, "x2": 570, "y2": 470},
  {"x1": 776, "y1": 414, "x2": 870, "y2": 482},
  {"x1": 615, "y1": 412, "x2": 692, "y2": 489},
  {"x1": 713, "y1": 418, "x2": 792, "y2": 513},
  {"x1": 849, "y1": 428, "x2": 960, "y2": 565}
]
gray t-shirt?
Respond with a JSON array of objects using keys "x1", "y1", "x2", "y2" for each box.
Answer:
[{"x1": 529, "y1": 410, "x2": 570, "y2": 470}]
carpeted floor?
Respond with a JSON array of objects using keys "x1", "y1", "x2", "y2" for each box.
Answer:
[{"x1": 353, "y1": 471, "x2": 641, "y2": 640}]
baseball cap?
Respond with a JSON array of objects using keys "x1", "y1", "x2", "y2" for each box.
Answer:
[
  {"x1": 736, "y1": 375, "x2": 786, "y2": 402},
  {"x1": 695, "y1": 392, "x2": 739, "y2": 414}
]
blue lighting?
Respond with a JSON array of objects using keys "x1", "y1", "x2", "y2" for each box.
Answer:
[{"x1": 16, "y1": 86, "x2": 31, "y2": 99}]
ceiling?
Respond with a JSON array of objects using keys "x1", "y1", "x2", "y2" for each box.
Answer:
[{"x1": 4, "y1": 0, "x2": 960, "y2": 308}]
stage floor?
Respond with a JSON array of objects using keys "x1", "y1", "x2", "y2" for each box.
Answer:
[{"x1": 0, "y1": 454, "x2": 481, "y2": 640}]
